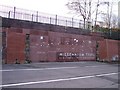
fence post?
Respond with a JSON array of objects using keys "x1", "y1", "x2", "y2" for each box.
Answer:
[
  {"x1": 50, "y1": 17, "x2": 51, "y2": 24},
  {"x1": 79, "y1": 21, "x2": 81, "y2": 28},
  {"x1": 13, "y1": 7, "x2": 16, "y2": 19},
  {"x1": 8, "y1": 11, "x2": 10, "y2": 18},
  {"x1": 36, "y1": 11, "x2": 38, "y2": 22},
  {"x1": 55, "y1": 15, "x2": 57, "y2": 25},
  {"x1": 32, "y1": 14, "x2": 33, "y2": 21},
  {"x1": 66, "y1": 20, "x2": 67, "y2": 27},
  {"x1": 109, "y1": 28, "x2": 112, "y2": 37},
  {"x1": 72, "y1": 18, "x2": 73, "y2": 27}
]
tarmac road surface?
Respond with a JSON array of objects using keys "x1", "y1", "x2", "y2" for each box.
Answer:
[{"x1": 1, "y1": 61, "x2": 119, "y2": 89}]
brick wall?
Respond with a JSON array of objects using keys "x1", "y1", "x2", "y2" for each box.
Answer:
[
  {"x1": 98, "y1": 39, "x2": 119, "y2": 62},
  {"x1": 5, "y1": 28, "x2": 26, "y2": 64},
  {"x1": 3, "y1": 17, "x2": 119, "y2": 64}
]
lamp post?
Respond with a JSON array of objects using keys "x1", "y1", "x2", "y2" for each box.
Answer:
[
  {"x1": 94, "y1": 0, "x2": 99, "y2": 29},
  {"x1": 118, "y1": 1, "x2": 120, "y2": 28},
  {"x1": 94, "y1": 1, "x2": 110, "y2": 30}
]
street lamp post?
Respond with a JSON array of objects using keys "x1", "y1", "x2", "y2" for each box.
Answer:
[
  {"x1": 94, "y1": 1, "x2": 110, "y2": 30},
  {"x1": 94, "y1": 0, "x2": 99, "y2": 29}
]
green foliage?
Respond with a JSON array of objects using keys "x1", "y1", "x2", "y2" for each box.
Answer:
[{"x1": 94, "y1": 26, "x2": 120, "y2": 33}]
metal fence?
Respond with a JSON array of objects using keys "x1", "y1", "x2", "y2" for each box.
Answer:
[{"x1": 0, "y1": 5, "x2": 92, "y2": 29}]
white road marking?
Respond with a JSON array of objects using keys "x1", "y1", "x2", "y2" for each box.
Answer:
[
  {"x1": 85, "y1": 66, "x2": 99, "y2": 67},
  {"x1": 85, "y1": 65, "x2": 110, "y2": 68},
  {"x1": 0, "y1": 72, "x2": 118, "y2": 88},
  {"x1": 1, "y1": 64, "x2": 113, "y2": 72},
  {"x1": 96, "y1": 73, "x2": 118, "y2": 77},
  {"x1": 0, "y1": 70, "x2": 14, "y2": 72},
  {"x1": 1, "y1": 67, "x2": 78, "y2": 72}
]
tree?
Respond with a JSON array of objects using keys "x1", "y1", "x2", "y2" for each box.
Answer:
[
  {"x1": 101, "y1": 13, "x2": 118, "y2": 29},
  {"x1": 66, "y1": 0, "x2": 92, "y2": 29},
  {"x1": 111, "y1": 14, "x2": 118, "y2": 28},
  {"x1": 101, "y1": 13, "x2": 109, "y2": 28},
  {"x1": 101, "y1": 1, "x2": 114, "y2": 29}
]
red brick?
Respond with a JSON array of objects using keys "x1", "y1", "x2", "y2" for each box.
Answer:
[
  {"x1": 5, "y1": 30, "x2": 26, "y2": 64},
  {"x1": 98, "y1": 39, "x2": 119, "y2": 62}
]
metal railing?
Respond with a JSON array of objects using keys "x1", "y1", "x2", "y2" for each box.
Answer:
[{"x1": 0, "y1": 5, "x2": 92, "y2": 29}]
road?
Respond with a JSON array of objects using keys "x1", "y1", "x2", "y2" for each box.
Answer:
[{"x1": 1, "y1": 61, "x2": 119, "y2": 89}]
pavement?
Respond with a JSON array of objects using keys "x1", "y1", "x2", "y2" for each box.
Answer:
[{"x1": 1, "y1": 61, "x2": 120, "y2": 89}]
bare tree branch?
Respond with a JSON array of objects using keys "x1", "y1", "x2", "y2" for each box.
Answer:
[{"x1": 66, "y1": 0, "x2": 95, "y2": 29}]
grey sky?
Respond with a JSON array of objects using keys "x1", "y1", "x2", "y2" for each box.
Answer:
[{"x1": 0, "y1": 0, "x2": 119, "y2": 21}]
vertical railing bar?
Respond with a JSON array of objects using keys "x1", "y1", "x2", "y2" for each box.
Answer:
[
  {"x1": 55, "y1": 15, "x2": 57, "y2": 25},
  {"x1": 13, "y1": 7, "x2": 16, "y2": 19},
  {"x1": 8, "y1": 11, "x2": 10, "y2": 18}
]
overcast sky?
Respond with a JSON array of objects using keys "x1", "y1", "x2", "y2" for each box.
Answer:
[{"x1": 0, "y1": 0, "x2": 119, "y2": 20}]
